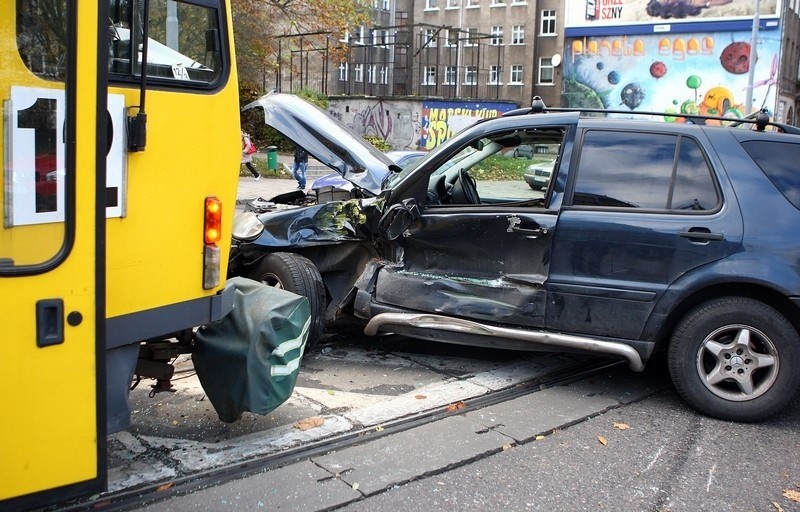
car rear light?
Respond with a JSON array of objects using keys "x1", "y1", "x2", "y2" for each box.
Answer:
[{"x1": 203, "y1": 197, "x2": 222, "y2": 289}]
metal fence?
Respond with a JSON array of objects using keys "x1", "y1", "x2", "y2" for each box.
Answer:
[{"x1": 267, "y1": 26, "x2": 505, "y2": 100}]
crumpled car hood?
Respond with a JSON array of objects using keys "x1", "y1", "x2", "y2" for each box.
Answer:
[
  {"x1": 242, "y1": 92, "x2": 394, "y2": 196},
  {"x1": 249, "y1": 199, "x2": 376, "y2": 248}
]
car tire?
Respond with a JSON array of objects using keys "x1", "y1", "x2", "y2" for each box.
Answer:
[
  {"x1": 249, "y1": 252, "x2": 326, "y2": 346},
  {"x1": 668, "y1": 297, "x2": 800, "y2": 422}
]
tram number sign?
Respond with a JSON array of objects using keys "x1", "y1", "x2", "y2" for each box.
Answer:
[{"x1": 5, "y1": 86, "x2": 126, "y2": 227}]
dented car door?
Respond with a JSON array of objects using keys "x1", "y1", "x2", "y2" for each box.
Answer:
[
  {"x1": 371, "y1": 128, "x2": 564, "y2": 329},
  {"x1": 374, "y1": 208, "x2": 557, "y2": 328}
]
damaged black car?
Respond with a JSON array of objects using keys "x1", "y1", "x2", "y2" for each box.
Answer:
[{"x1": 229, "y1": 92, "x2": 800, "y2": 423}]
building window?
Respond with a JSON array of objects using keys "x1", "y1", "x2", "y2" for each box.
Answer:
[
  {"x1": 446, "y1": 0, "x2": 459, "y2": 7},
  {"x1": 491, "y1": 0, "x2": 506, "y2": 5},
  {"x1": 466, "y1": 0, "x2": 479, "y2": 6},
  {"x1": 510, "y1": 0, "x2": 526, "y2": 4},
  {"x1": 367, "y1": 64, "x2": 377, "y2": 84},
  {"x1": 489, "y1": 65, "x2": 502, "y2": 84},
  {"x1": 338, "y1": 63, "x2": 348, "y2": 81},
  {"x1": 445, "y1": 29, "x2": 458, "y2": 47},
  {"x1": 541, "y1": 9, "x2": 557, "y2": 36},
  {"x1": 465, "y1": 28, "x2": 478, "y2": 47},
  {"x1": 538, "y1": 57, "x2": 554, "y2": 84},
  {"x1": 423, "y1": 66, "x2": 437, "y2": 85},
  {"x1": 424, "y1": 28, "x2": 438, "y2": 48},
  {"x1": 464, "y1": 66, "x2": 477, "y2": 84},
  {"x1": 511, "y1": 25, "x2": 524, "y2": 45},
  {"x1": 380, "y1": 66, "x2": 389, "y2": 84},
  {"x1": 426, "y1": 0, "x2": 438, "y2": 9},
  {"x1": 444, "y1": 66, "x2": 457, "y2": 85},
  {"x1": 355, "y1": 26, "x2": 366, "y2": 45},
  {"x1": 510, "y1": 64, "x2": 523, "y2": 84},
  {"x1": 490, "y1": 26, "x2": 503, "y2": 46},
  {"x1": 372, "y1": 29, "x2": 390, "y2": 47},
  {"x1": 354, "y1": 63, "x2": 364, "y2": 82}
]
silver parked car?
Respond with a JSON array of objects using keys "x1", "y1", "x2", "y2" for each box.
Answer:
[{"x1": 523, "y1": 158, "x2": 556, "y2": 190}]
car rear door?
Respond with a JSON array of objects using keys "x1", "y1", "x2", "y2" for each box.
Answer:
[{"x1": 547, "y1": 127, "x2": 743, "y2": 340}]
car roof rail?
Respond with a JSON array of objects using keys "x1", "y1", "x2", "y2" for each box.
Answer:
[{"x1": 509, "y1": 96, "x2": 800, "y2": 136}]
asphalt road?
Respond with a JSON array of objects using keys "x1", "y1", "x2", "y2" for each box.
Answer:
[
  {"x1": 129, "y1": 358, "x2": 800, "y2": 512},
  {"x1": 338, "y1": 374, "x2": 800, "y2": 512}
]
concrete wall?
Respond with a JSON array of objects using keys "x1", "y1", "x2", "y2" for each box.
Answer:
[{"x1": 328, "y1": 96, "x2": 518, "y2": 151}]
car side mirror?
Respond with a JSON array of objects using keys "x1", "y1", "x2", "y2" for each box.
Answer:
[{"x1": 379, "y1": 200, "x2": 419, "y2": 241}]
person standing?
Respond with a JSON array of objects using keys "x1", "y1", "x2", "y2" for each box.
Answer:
[
  {"x1": 292, "y1": 144, "x2": 309, "y2": 189},
  {"x1": 241, "y1": 131, "x2": 260, "y2": 181}
]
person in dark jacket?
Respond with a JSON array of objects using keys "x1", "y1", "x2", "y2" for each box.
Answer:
[{"x1": 292, "y1": 144, "x2": 309, "y2": 189}]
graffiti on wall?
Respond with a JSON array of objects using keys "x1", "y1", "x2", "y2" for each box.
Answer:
[
  {"x1": 419, "y1": 101, "x2": 516, "y2": 150},
  {"x1": 352, "y1": 99, "x2": 393, "y2": 140},
  {"x1": 331, "y1": 98, "x2": 420, "y2": 150},
  {"x1": 563, "y1": 30, "x2": 780, "y2": 120},
  {"x1": 329, "y1": 98, "x2": 518, "y2": 151}
]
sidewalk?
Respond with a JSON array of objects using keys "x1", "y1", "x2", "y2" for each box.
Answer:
[
  {"x1": 238, "y1": 153, "x2": 328, "y2": 204},
  {"x1": 236, "y1": 174, "x2": 300, "y2": 205}
]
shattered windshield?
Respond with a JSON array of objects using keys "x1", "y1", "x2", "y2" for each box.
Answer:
[{"x1": 385, "y1": 142, "x2": 478, "y2": 188}]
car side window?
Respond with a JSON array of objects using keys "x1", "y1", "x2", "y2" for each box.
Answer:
[
  {"x1": 427, "y1": 130, "x2": 562, "y2": 207},
  {"x1": 740, "y1": 140, "x2": 800, "y2": 210},
  {"x1": 670, "y1": 137, "x2": 719, "y2": 211},
  {"x1": 573, "y1": 130, "x2": 718, "y2": 211}
]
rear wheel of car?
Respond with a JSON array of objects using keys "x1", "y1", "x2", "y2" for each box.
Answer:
[
  {"x1": 249, "y1": 252, "x2": 326, "y2": 346},
  {"x1": 668, "y1": 297, "x2": 800, "y2": 422}
]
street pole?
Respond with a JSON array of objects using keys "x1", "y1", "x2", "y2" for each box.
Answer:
[{"x1": 745, "y1": 0, "x2": 761, "y2": 114}]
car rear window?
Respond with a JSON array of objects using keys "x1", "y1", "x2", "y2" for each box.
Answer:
[
  {"x1": 573, "y1": 130, "x2": 719, "y2": 211},
  {"x1": 740, "y1": 140, "x2": 800, "y2": 210}
]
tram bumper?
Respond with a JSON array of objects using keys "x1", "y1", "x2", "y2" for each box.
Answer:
[{"x1": 193, "y1": 277, "x2": 311, "y2": 422}]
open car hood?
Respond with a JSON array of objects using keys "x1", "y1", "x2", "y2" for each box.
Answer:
[{"x1": 243, "y1": 92, "x2": 393, "y2": 196}]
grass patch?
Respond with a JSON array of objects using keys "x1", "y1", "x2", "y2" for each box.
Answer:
[{"x1": 471, "y1": 155, "x2": 552, "y2": 181}]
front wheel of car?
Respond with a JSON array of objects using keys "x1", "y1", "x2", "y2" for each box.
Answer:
[
  {"x1": 668, "y1": 297, "x2": 800, "y2": 422},
  {"x1": 249, "y1": 252, "x2": 326, "y2": 346}
]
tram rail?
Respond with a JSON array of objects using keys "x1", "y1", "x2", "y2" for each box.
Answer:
[{"x1": 57, "y1": 354, "x2": 627, "y2": 511}]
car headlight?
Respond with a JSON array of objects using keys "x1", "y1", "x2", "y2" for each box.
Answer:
[{"x1": 232, "y1": 211, "x2": 265, "y2": 241}]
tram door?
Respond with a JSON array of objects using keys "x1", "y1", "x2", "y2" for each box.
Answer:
[{"x1": 0, "y1": 1, "x2": 106, "y2": 508}]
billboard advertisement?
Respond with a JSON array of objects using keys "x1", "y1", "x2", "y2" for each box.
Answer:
[
  {"x1": 566, "y1": 0, "x2": 780, "y2": 31},
  {"x1": 562, "y1": 30, "x2": 780, "y2": 120}
]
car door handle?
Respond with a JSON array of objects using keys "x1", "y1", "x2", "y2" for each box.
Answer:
[
  {"x1": 511, "y1": 225, "x2": 549, "y2": 238},
  {"x1": 678, "y1": 228, "x2": 724, "y2": 242}
]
